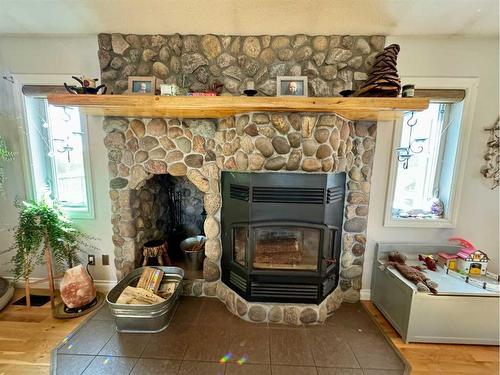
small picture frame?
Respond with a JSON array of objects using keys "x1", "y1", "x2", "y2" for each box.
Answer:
[
  {"x1": 276, "y1": 76, "x2": 308, "y2": 97},
  {"x1": 127, "y1": 76, "x2": 156, "y2": 95}
]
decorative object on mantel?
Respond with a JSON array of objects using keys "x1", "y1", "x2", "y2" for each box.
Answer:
[
  {"x1": 64, "y1": 76, "x2": 107, "y2": 95},
  {"x1": 354, "y1": 44, "x2": 401, "y2": 97},
  {"x1": 0, "y1": 134, "x2": 15, "y2": 196},
  {"x1": 402, "y1": 84, "x2": 415, "y2": 97},
  {"x1": 480, "y1": 116, "x2": 499, "y2": 189},
  {"x1": 189, "y1": 79, "x2": 224, "y2": 96},
  {"x1": 379, "y1": 251, "x2": 438, "y2": 294},
  {"x1": 395, "y1": 111, "x2": 427, "y2": 169},
  {"x1": 243, "y1": 80, "x2": 257, "y2": 96},
  {"x1": 142, "y1": 240, "x2": 171, "y2": 266},
  {"x1": 276, "y1": 76, "x2": 308, "y2": 97},
  {"x1": 160, "y1": 83, "x2": 180, "y2": 96},
  {"x1": 127, "y1": 75, "x2": 156, "y2": 95},
  {"x1": 5, "y1": 198, "x2": 96, "y2": 308}
]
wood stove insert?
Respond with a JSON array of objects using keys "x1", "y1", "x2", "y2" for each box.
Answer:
[{"x1": 221, "y1": 172, "x2": 346, "y2": 303}]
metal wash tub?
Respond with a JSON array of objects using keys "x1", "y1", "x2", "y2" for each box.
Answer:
[{"x1": 106, "y1": 266, "x2": 184, "y2": 333}]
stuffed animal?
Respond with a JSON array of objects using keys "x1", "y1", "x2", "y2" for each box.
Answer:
[
  {"x1": 418, "y1": 254, "x2": 437, "y2": 271},
  {"x1": 379, "y1": 251, "x2": 438, "y2": 294}
]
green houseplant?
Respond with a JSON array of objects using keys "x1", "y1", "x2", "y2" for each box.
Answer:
[{"x1": 7, "y1": 198, "x2": 95, "y2": 307}]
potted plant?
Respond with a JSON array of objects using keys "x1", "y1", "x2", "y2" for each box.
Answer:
[{"x1": 7, "y1": 198, "x2": 95, "y2": 307}]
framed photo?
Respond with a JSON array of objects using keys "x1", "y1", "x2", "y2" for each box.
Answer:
[
  {"x1": 277, "y1": 76, "x2": 308, "y2": 97},
  {"x1": 127, "y1": 76, "x2": 156, "y2": 95}
]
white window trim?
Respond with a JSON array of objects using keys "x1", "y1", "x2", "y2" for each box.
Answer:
[
  {"x1": 12, "y1": 73, "x2": 95, "y2": 220},
  {"x1": 384, "y1": 76, "x2": 478, "y2": 228}
]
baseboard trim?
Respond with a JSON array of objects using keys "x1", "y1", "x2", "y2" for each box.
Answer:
[
  {"x1": 360, "y1": 289, "x2": 371, "y2": 301},
  {"x1": 1, "y1": 276, "x2": 117, "y2": 294}
]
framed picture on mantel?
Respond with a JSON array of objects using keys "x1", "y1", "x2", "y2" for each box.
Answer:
[
  {"x1": 277, "y1": 76, "x2": 308, "y2": 97},
  {"x1": 127, "y1": 76, "x2": 156, "y2": 95}
]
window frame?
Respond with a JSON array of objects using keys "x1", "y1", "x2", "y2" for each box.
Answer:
[
  {"x1": 384, "y1": 77, "x2": 478, "y2": 228},
  {"x1": 12, "y1": 74, "x2": 95, "y2": 219}
]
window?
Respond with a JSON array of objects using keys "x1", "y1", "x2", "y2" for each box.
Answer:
[
  {"x1": 385, "y1": 77, "x2": 478, "y2": 228},
  {"x1": 22, "y1": 90, "x2": 94, "y2": 219}
]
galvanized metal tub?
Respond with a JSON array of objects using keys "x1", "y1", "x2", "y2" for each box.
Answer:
[
  {"x1": 180, "y1": 235, "x2": 206, "y2": 271},
  {"x1": 106, "y1": 266, "x2": 184, "y2": 333}
]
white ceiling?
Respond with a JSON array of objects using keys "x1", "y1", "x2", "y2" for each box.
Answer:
[{"x1": 0, "y1": 0, "x2": 498, "y2": 36}]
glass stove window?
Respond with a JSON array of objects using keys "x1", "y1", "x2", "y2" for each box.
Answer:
[
  {"x1": 253, "y1": 226, "x2": 320, "y2": 271},
  {"x1": 233, "y1": 227, "x2": 247, "y2": 266}
]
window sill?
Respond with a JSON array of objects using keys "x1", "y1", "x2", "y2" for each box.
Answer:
[{"x1": 384, "y1": 217, "x2": 455, "y2": 229}]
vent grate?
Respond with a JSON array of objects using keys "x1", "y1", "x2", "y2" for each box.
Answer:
[
  {"x1": 230, "y1": 184, "x2": 250, "y2": 201},
  {"x1": 252, "y1": 187, "x2": 324, "y2": 204},
  {"x1": 230, "y1": 271, "x2": 247, "y2": 292},
  {"x1": 326, "y1": 186, "x2": 344, "y2": 204},
  {"x1": 251, "y1": 282, "x2": 318, "y2": 299}
]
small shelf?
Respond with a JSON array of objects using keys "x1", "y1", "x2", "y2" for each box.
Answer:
[{"x1": 47, "y1": 94, "x2": 429, "y2": 121}]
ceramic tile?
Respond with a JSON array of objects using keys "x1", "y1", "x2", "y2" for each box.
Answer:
[
  {"x1": 82, "y1": 355, "x2": 137, "y2": 375},
  {"x1": 141, "y1": 323, "x2": 192, "y2": 360},
  {"x1": 171, "y1": 297, "x2": 203, "y2": 325},
  {"x1": 226, "y1": 363, "x2": 271, "y2": 374},
  {"x1": 228, "y1": 326, "x2": 270, "y2": 364},
  {"x1": 178, "y1": 360, "x2": 226, "y2": 375},
  {"x1": 130, "y1": 358, "x2": 181, "y2": 375},
  {"x1": 58, "y1": 320, "x2": 116, "y2": 355},
  {"x1": 56, "y1": 354, "x2": 94, "y2": 375},
  {"x1": 196, "y1": 298, "x2": 240, "y2": 326},
  {"x1": 306, "y1": 329, "x2": 359, "y2": 368},
  {"x1": 347, "y1": 333, "x2": 404, "y2": 370},
  {"x1": 99, "y1": 332, "x2": 151, "y2": 357},
  {"x1": 271, "y1": 364, "x2": 318, "y2": 375},
  {"x1": 317, "y1": 368, "x2": 364, "y2": 375},
  {"x1": 91, "y1": 304, "x2": 114, "y2": 321},
  {"x1": 270, "y1": 328, "x2": 315, "y2": 366},
  {"x1": 362, "y1": 369, "x2": 405, "y2": 375},
  {"x1": 183, "y1": 325, "x2": 231, "y2": 361}
]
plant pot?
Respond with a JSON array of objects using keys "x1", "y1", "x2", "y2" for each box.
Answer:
[{"x1": 180, "y1": 236, "x2": 207, "y2": 271}]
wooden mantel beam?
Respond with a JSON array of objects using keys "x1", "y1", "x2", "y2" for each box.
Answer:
[{"x1": 47, "y1": 94, "x2": 429, "y2": 121}]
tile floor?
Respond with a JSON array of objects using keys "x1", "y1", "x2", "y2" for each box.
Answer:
[{"x1": 52, "y1": 297, "x2": 406, "y2": 375}]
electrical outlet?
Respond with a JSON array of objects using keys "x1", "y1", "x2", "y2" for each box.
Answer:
[
  {"x1": 102, "y1": 254, "x2": 109, "y2": 266},
  {"x1": 88, "y1": 254, "x2": 96, "y2": 266}
]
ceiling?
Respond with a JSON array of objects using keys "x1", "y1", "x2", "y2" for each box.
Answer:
[{"x1": 0, "y1": 0, "x2": 498, "y2": 36}]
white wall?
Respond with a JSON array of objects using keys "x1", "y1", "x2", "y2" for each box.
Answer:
[
  {"x1": 0, "y1": 35, "x2": 498, "y2": 292},
  {"x1": 364, "y1": 36, "x2": 500, "y2": 291},
  {"x1": 0, "y1": 35, "x2": 115, "y2": 282}
]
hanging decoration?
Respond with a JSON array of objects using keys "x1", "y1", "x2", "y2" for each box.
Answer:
[
  {"x1": 481, "y1": 116, "x2": 499, "y2": 189},
  {"x1": 395, "y1": 111, "x2": 428, "y2": 169}
]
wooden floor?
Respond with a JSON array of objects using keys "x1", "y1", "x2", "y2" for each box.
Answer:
[
  {"x1": 0, "y1": 289, "x2": 86, "y2": 375},
  {"x1": 0, "y1": 290, "x2": 497, "y2": 375},
  {"x1": 362, "y1": 301, "x2": 500, "y2": 375}
]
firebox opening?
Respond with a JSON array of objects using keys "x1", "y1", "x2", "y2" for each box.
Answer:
[
  {"x1": 137, "y1": 174, "x2": 206, "y2": 280},
  {"x1": 221, "y1": 171, "x2": 346, "y2": 304}
]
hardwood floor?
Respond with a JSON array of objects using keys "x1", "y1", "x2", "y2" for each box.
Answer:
[
  {"x1": 362, "y1": 301, "x2": 500, "y2": 375},
  {"x1": 0, "y1": 289, "x2": 87, "y2": 375},
  {"x1": 0, "y1": 290, "x2": 497, "y2": 375}
]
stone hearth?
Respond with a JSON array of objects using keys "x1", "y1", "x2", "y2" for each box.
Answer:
[{"x1": 104, "y1": 112, "x2": 376, "y2": 324}]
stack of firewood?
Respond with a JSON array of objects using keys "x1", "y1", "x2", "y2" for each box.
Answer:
[
  {"x1": 116, "y1": 267, "x2": 178, "y2": 305},
  {"x1": 354, "y1": 44, "x2": 401, "y2": 97},
  {"x1": 254, "y1": 239, "x2": 303, "y2": 265}
]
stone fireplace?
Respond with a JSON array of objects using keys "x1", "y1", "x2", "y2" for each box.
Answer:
[
  {"x1": 101, "y1": 32, "x2": 381, "y2": 324},
  {"x1": 104, "y1": 112, "x2": 376, "y2": 324}
]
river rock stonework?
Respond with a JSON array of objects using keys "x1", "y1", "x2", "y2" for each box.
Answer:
[
  {"x1": 98, "y1": 33, "x2": 384, "y2": 96},
  {"x1": 104, "y1": 113, "x2": 376, "y2": 324}
]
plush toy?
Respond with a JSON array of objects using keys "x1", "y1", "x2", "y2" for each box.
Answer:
[
  {"x1": 380, "y1": 251, "x2": 438, "y2": 294},
  {"x1": 418, "y1": 254, "x2": 437, "y2": 271}
]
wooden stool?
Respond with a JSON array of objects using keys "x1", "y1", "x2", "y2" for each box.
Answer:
[{"x1": 142, "y1": 240, "x2": 171, "y2": 266}]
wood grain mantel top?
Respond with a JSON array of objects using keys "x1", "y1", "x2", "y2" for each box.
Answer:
[{"x1": 47, "y1": 94, "x2": 429, "y2": 121}]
